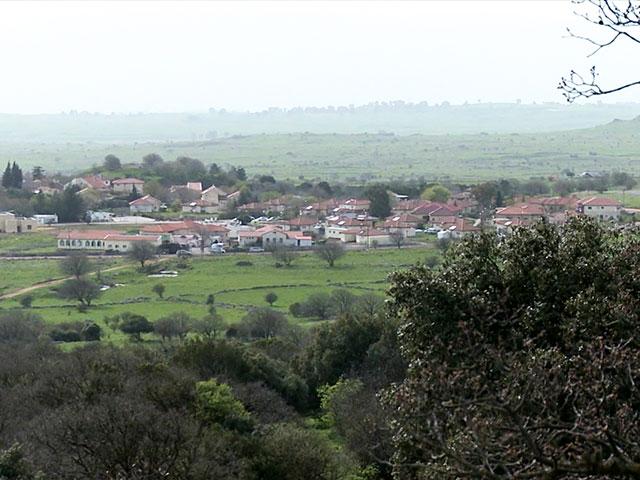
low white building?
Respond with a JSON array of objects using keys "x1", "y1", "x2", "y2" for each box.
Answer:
[
  {"x1": 0, "y1": 212, "x2": 38, "y2": 233},
  {"x1": 577, "y1": 197, "x2": 622, "y2": 221},
  {"x1": 57, "y1": 230, "x2": 161, "y2": 252},
  {"x1": 112, "y1": 178, "x2": 145, "y2": 194},
  {"x1": 355, "y1": 228, "x2": 393, "y2": 247},
  {"x1": 33, "y1": 214, "x2": 58, "y2": 225}
]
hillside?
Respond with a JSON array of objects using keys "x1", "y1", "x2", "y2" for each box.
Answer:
[
  {"x1": 1, "y1": 103, "x2": 640, "y2": 143},
  {"x1": 2, "y1": 115, "x2": 640, "y2": 182}
]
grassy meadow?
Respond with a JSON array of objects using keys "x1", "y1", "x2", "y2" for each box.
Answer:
[{"x1": 0, "y1": 246, "x2": 437, "y2": 345}]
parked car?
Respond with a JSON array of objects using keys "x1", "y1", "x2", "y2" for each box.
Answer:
[
  {"x1": 176, "y1": 249, "x2": 193, "y2": 257},
  {"x1": 210, "y1": 244, "x2": 226, "y2": 254},
  {"x1": 248, "y1": 246, "x2": 265, "y2": 253},
  {"x1": 425, "y1": 227, "x2": 441, "y2": 234}
]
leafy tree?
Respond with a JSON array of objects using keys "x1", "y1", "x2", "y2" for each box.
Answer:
[
  {"x1": 60, "y1": 253, "x2": 91, "y2": 279},
  {"x1": 387, "y1": 218, "x2": 640, "y2": 479},
  {"x1": 365, "y1": 183, "x2": 391, "y2": 218},
  {"x1": 0, "y1": 443, "x2": 36, "y2": 480},
  {"x1": 118, "y1": 314, "x2": 153, "y2": 341},
  {"x1": 152, "y1": 283, "x2": 165, "y2": 299},
  {"x1": 128, "y1": 241, "x2": 157, "y2": 268},
  {"x1": 57, "y1": 278, "x2": 101, "y2": 307},
  {"x1": 103, "y1": 154, "x2": 122, "y2": 171},
  {"x1": 81, "y1": 322, "x2": 101, "y2": 341},
  {"x1": 315, "y1": 242, "x2": 345, "y2": 268},
  {"x1": 142, "y1": 152, "x2": 164, "y2": 169},
  {"x1": 472, "y1": 181, "x2": 497, "y2": 209},
  {"x1": 354, "y1": 292, "x2": 384, "y2": 318},
  {"x1": 297, "y1": 313, "x2": 385, "y2": 394},
  {"x1": 193, "y1": 313, "x2": 225, "y2": 339},
  {"x1": 265, "y1": 292, "x2": 278, "y2": 306},
  {"x1": 0, "y1": 312, "x2": 44, "y2": 343},
  {"x1": 19, "y1": 295, "x2": 33, "y2": 309},
  {"x1": 253, "y1": 424, "x2": 343, "y2": 480},
  {"x1": 154, "y1": 312, "x2": 192, "y2": 341},
  {"x1": 239, "y1": 308, "x2": 289, "y2": 339},
  {"x1": 421, "y1": 184, "x2": 450, "y2": 202},
  {"x1": 195, "y1": 379, "x2": 253, "y2": 431},
  {"x1": 52, "y1": 187, "x2": 86, "y2": 222},
  {"x1": 300, "y1": 292, "x2": 333, "y2": 320}
]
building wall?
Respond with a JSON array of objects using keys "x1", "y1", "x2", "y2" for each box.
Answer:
[{"x1": 582, "y1": 205, "x2": 620, "y2": 220}]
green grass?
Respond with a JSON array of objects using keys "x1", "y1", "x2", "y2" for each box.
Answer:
[
  {"x1": 0, "y1": 231, "x2": 59, "y2": 255},
  {"x1": 0, "y1": 247, "x2": 437, "y2": 344}
]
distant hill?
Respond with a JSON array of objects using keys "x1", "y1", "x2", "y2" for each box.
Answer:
[
  {"x1": 1, "y1": 110, "x2": 640, "y2": 182},
  {"x1": 1, "y1": 102, "x2": 640, "y2": 143}
]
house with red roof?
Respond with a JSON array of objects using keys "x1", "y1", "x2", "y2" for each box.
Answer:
[
  {"x1": 236, "y1": 225, "x2": 313, "y2": 248},
  {"x1": 437, "y1": 218, "x2": 481, "y2": 240},
  {"x1": 381, "y1": 213, "x2": 421, "y2": 237},
  {"x1": 355, "y1": 228, "x2": 393, "y2": 247},
  {"x1": 494, "y1": 204, "x2": 545, "y2": 224},
  {"x1": 576, "y1": 196, "x2": 622, "y2": 221},
  {"x1": 129, "y1": 195, "x2": 161, "y2": 213},
  {"x1": 66, "y1": 174, "x2": 110, "y2": 191}
]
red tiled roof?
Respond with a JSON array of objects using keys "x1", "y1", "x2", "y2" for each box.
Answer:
[
  {"x1": 112, "y1": 178, "x2": 144, "y2": 184},
  {"x1": 495, "y1": 204, "x2": 545, "y2": 216},
  {"x1": 129, "y1": 195, "x2": 160, "y2": 206},
  {"x1": 578, "y1": 196, "x2": 622, "y2": 207},
  {"x1": 82, "y1": 175, "x2": 110, "y2": 190}
]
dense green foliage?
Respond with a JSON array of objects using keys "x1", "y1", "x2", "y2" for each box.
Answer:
[{"x1": 387, "y1": 218, "x2": 640, "y2": 479}]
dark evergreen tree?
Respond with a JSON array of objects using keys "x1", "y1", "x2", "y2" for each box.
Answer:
[
  {"x1": 10, "y1": 162, "x2": 23, "y2": 189},
  {"x1": 1, "y1": 162, "x2": 12, "y2": 188}
]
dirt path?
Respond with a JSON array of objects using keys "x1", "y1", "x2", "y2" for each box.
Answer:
[{"x1": 0, "y1": 258, "x2": 168, "y2": 301}]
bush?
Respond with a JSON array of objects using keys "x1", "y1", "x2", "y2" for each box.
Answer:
[
  {"x1": 49, "y1": 329, "x2": 82, "y2": 343},
  {"x1": 81, "y1": 322, "x2": 102, "y2": 341},
  {"x1": 235, "y1": 260, "x2": 253, "y2": 267},
  {"x1": 19, "y1": 295, "x2": 33, "y2": 309}
]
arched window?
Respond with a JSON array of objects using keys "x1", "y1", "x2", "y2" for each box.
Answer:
[
  {"x1": 85, "y1": 241, "x2": 90, "y2": 247},
  {"x1": 91, "y1": 241, "x2": 95, "y2": 247},
  {"x1": 65, "y1": 240, "x2": 70, "y2": 246}
]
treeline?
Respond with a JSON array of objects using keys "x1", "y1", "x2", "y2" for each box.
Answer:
[{"x1": 0, "y1": 284, "x2": 400, "y2": 479}]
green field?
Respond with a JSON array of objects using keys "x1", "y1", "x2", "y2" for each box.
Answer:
[
  {"x1": 3, "y1": 116, "x2": 640, "y2": 182},
  {"x1": 0, "y1": 246, "x2": 437, "y2": 344},
  {"x1": 0, "y1": 231, "x2": 59, "y2": 256}
]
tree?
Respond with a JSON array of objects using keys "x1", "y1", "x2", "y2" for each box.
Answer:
[
  {"x1": 193, "y1": 313, "x2": 225, "y2": 339},
  {"x1": 19, "y1": 295, "x2": 33, "y2": 309},
  {"x1": 154, "y1": 312, "x2": 192, "y2": 341},
  {"x1": 10, "y1": 162, "x2": 22, "y2": 189},
  {"x1": 270, "y1": 244, "x2": 298, "y2": 267},
  {"x1": 81, "y1": 322, "x2": 102, "y2": 341},
  {"x1": 365, "y1": 184, "x2": 391, "y2": 218},
  {"x1": 301, "y1": 292, "x2": 333, "y2": 320},
  {"x1": 421, "y1": 184, "x2": 450, "y2": 203},
  {"x1": 118, "y1": 314, "x2": 153, "y2": 341},
  {"x1": 239, "y1": 308, "x2": 289, "y2": 339},
  {"x1": 57, "y1": 278, "x2": 101, "y2": 307},
  {"x1": 31, "y1": 166, "x2": 45, "y2": 180},
  {"x1": 387, "y1": 218, "x2": 640, "y2": 479},
  {"x1": 315, "y1": 242, "x2": 345, "y2": 268},
  {"x1": 560, "y1": 1, "x2": 640, "y2": 101},
  {"x1": 389, "y1": 231, "x2": 405, "y2": 249},
  {"x1": 128, "y1": 241, "x2": 156, "y2": 268},
  {"x1": 472, "y1": 181, "x2": 497, "y2": 209},
  {"x1": 52, "y1": 187, "x2": 86, "y2": 223},
  {"x1": 103, "y1": 154, "x2": 122, "y2": 171},
  {"x1": 142, "y1": 153, "x2": 164, "y2": 169},
  {"x1": 354, "y1": 292, "x2": 384, "y2": 318},
  {"x1": 265, "y1": 292, "x2": 278, "y2": 306},
  {"x1": 152, "y1": 283, "x2": 165, "y2": 299},
  {"x1": 2, "y1": 162, "x2": 12, "y2": 188},
  {"x1": 60, "y1": 253, "x2": 91, "y2": 279},
  {"x1": 195, "y1": 379, "x2": 253, "y2": 431},
  {"x1": 330, "y1": 289, "x2": 356, "y2": 317}
]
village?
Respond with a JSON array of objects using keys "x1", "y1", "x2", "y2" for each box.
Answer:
[{"x1": 0, "y1": 167, "x2": 630, "y2": 256}]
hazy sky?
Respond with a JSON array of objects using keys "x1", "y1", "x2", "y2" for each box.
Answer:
[{"x1": 1, "y1": 0, "x2": 639, "y2": 114}]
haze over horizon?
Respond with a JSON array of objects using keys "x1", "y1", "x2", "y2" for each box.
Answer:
[{"x1": 2, "y1": 0, "x2": 640, "y2": 115}]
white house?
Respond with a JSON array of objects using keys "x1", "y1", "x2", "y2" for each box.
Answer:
[
  {"x1": 129, "y1": 195, "x2": 161, "y2": 213},
  {"x1": 577, "y1": 197, "x2": 622, "y2": 221},
  {"x1": 237, "y1": 225, "x2": 313, "y2": 248},
  {"x1": 355, "y1": 228, "x2": 393, "y2": 247},
  {"x1": 57, "y1": 230, "x2": 161, "y2": 252},
  {"x1": 33, "y1": 214, "x2": 58, "y2": 225},
  {"x1": 112, "y1": 178, "x2": 145, "y2": 194}
]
